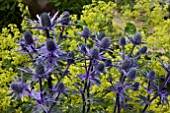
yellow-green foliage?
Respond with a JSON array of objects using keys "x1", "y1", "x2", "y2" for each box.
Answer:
[
  {"x1": 123, "y1": 0, "x2": 170, "y2": 52},
  {"x1": 121, "y1": 0, "x2": 170, "y2": 82},
  {"x1": 0, "y1": 24, "x2": 29, "y2": 112},
  {"x1": 81, "y1": 0, "x2": 124, "y2": 38}
]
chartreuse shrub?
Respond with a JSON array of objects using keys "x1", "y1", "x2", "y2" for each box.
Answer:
[
  {"x1": 122, "y1": 0, "x2": 170, "y2": 98},
  {"x1": 122, "y1": 0, "x2": 170, "y2": 53},
  {"x1": 80, "y1": 1, "x2": 124, "y2": 38},
  {"x1": 7, "y1": 1, "x2": 170, "y2": 112},
  {"x1": 0, "y1": 24, "x2": 30, "y2": 112}
]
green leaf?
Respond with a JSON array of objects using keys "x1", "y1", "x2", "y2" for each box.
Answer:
[{"x1": 124, "y1": 22, "x2": 137, "y2": 35}]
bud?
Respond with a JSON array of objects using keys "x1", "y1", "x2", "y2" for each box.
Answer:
[
  {"x1": 90, "y1": 46, "x2": 99, "y2": 59},
  {"x1": 40, "y1": 12, "x2": 51, "y2": 28},
  {"x1": 35, "y1": 63, "x2": 45, "y2": 75},
  {"x1": 105, "y1": 58, "x2": 112, "y2": 67},
  {"x1": 11, "y1": 82, "x2": 24, "y2": 94},
  {"x1": 147, "y1": 70, "x2": 156, "y2": 80},
  {"x1": 81, "y1": 27, "x2": 91, "y2": 39},
  {"x1": 79, "y1": 43, "x2": 88, "y2": 54},
  {"x1": 139, "y1": 46, "x2": 147, "y2": 54},
  {"x1": 133, "y1": 33, "x2": 142, "y2": 45},
  {"x1": 98, "y1": 31, "x2": 106, "y2": 40},
  {"x1": 46, "y1": 39, "x2": 57, "y2": 51},
  {"x1": 119, "y1": 36, "x2": 126, "y2": 46},
  {"x1": 57, "y1": 82, "x2": 65, "y2": 93},
  {"x1": 128, "y1": 68, "x2": 137, "y2": 80},
  {"x1": 97, "y1": 62, "x2": 105, "y2": 72},
  {"x1": 59, "y1": 11, "x2": 70, "y2": 25},
  {"x1": 24, "y1": 31, "x2": 33, "y2": 44},
  {"x1": 132, "y1": 82, "x2": 139, "y2": 91},
  {"x1": 100, "y1": 37, "x2": 110, "y2": 49},
  {"x1": 67, "y1": 51, "x2": 75, "y2": 64},
  {"x1": 121, "y1": 59, "x2": 133, "y2": 70},
  {"x1": 68, "y1": 51, "x2": 75, "y2": 59}
]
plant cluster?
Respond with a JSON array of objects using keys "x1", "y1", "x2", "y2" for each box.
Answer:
[
  {"x1": 8, "y1": 7, "x2": 170, "y2": 113},
  {"x1": 0, "y1": 0, "x2": 169, "y2": 112}
]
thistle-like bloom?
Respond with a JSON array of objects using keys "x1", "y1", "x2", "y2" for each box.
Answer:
[
  {"x1": 105, "y1": 58, "x2": 113, "y2": 68},
  {"x1": 134, "y1": 46, "x2": 148, "y2": 57},
  {"x1": 96, "y1": 62, "x2": 106, "y2": 73},
  {"x1": 132, "y1": 82, "x2": 139, "y2": 91},
  {"x1": 89, "y1": 46, "x2": 99, "y2": 59},
  {"x1": 23, "y1": 31, "x2": 34, "y2": 45},
  {"x1": 139, "y1": 46, "x2": 147, "y2": 54},
  {"x1": 121, "y1": 58, "x2": 134, "y2": 71},
  {"x1": 39, "y1": 38, "x2": 65, "y2": 67},
  {"x1": 78, "y1": 43, "x2": 89, "y2": 55},
  {"x1": 56, "y1": 82, "x2": 65, "y2": 93},
  {"x1": 119, "y1": 36, "x2": 126, "y2": 46},
  {"x1": 27, "y1": 12, "x2": 59, "y2": 30},
  {"x1": 9, "y1": 76, "x2": 27, "y2": 100},
  {"x1": 97, "y1": 30, "x2": 106, "y2": 40},
  {"x1": 127, "y1": 68, "x2": 137, "y2": 81},
  {"x1": 58, "y1": 11, "x2": 71, "y2": 26},
  {"x1": 98, "y1": 37, "x2": 110, "y2": 49},
  {"x1": 20, "y1": 31, "x2": 37, "y2": 47},
  {"x1": 67, "y1": 51, "x2": 75, "y2": 64},
  {"x1": 147, "y1": 70, "x2": 156, "y2": 80},
  {"x1": 81, "y1": 46, "x2": 106, "y2": 61},
  {"x1": 79, "y1": 27, "x2": 92, "y2": 39},
  {"x1": 96, "y1": 36, "x2": 113, "y2": 52},
  {"x1": 18, "y1": 61, "x2": 56, "y2": 81},
  {"x1": 127, "y1": 33, "x2": 146, "y2": 45},
  {"x1": 111, "y1": 82, "x2": 130, "y2": 98},
  {"x1": 40, "y1": 13, "x2": 51, "y2": 28}
]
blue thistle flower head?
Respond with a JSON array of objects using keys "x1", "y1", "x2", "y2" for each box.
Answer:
[
  {"x1": 97, "y1": 30, "x2": 106, "y2": 40},
  {"x1": 90, "y1": 46, "x2": 99, "y2": 59},
  {"x1": 127, "y1": 68, "x2": 137, "y2": 81},
  {"x1": 139, "y1": 46, "x2": 147, "y2": 54},
  {"x1": 58, "y1": 11, "x2": 70, "y2": 26},
  {"x1": 38, "y1": 38, "x2": 65, "y2": 67},
  {"x1": 99, "y1": 37, "x2": 110, "y2": 49},
  {"x1": 11, "y1": 82, "x2": 24, "y2": 94},
  {"x1": 35, "y1": 62, "x2": 45, "y2": 76},
  {"x1": 9, "y1": 76, "x2": 27, "y2": 100},
  {"x1": 97, "y1": 62, "x2": 106, "y2": 72},
  {"x1": 78, "y1": 43, "x2": 88, "y2": 55},
  {"x1": 105, "y1": 58, "x2": 112, "y2": 68},
  {"x1": 147, "y1": 70, "x2": 156, "y2": 80},
  {"x1": 68, "y1": 51, "x2": 75, "y2": 59},
  {"x1": 46, "y1": 39, "x2": 57, "y2": 52},
  {"x1": 57, "y1": 82, "x2": 65, "y2": 93},
  {"x1": 121, "y1": 58, "x2": 133, "y2": 70},
  {"x1": 133, "y1": 33, "x2": 142, "y2": 45},
  {"x1": 67, "y1": 51, "x2": 75, "y2": 64},
  {"x1": 23, "y1": 31, "x2": 34, "y2": 45},
  {"x1": 119, "y1": 36, "x2": 126, "y2": 46},
  {"x1": 27, "y1": 11, "x2": 59, "y2": 30},
  {"x1": 40, "y1": 12, "x2": 51, "y2": 28},
  {"x1": 79, "y1": 27, "x2": 92, "y2": 39},
  {"x1": 132, "y1": 82, "x2": 139, "y2": 91}
]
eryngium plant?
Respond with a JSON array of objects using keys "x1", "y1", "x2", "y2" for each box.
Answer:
[{"x1": 9, "y1": 11, "x2": 170, "y2": 113}]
